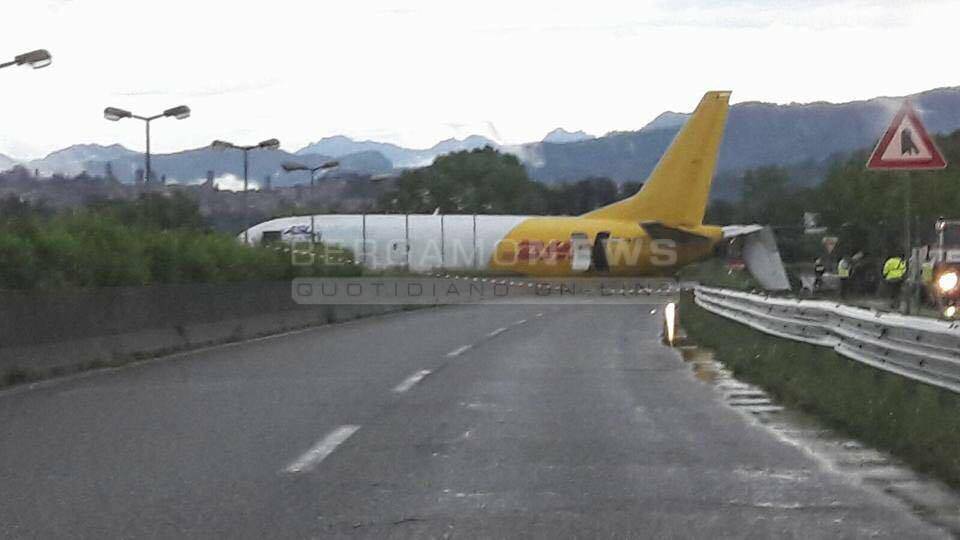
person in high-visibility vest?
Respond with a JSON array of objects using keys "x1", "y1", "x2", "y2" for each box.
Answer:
[
  {"x1": 883, "y1": 256, "x2": 906, "y2": 281},
  {"x1": 837, "y1": 257, "x2": 851, "y2": 299},
  {"x1": 882, "y1": 255, "x2": 907, "y2": 307}
]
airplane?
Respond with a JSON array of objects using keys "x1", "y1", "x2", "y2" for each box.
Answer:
[{"x1": 243, "y1": 91, "x2": 789, "y2": 289}]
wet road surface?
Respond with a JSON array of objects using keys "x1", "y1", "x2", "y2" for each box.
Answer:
[{"x1": 0, "y1": 300, "x2": 948, "y2": 538}]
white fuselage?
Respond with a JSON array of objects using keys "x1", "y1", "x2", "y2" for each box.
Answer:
[{"x1": 244, "y1": 214, "x2": 528, "y2": 271}]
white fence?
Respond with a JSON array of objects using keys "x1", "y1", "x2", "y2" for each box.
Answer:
[{"x1": 694, "y1": 286, "x2": 960, "y2": 394}]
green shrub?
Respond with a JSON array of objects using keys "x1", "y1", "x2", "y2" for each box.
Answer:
[
  {"x1": 0, "y1": 234, "x2": 38, "y2": 289},
  {"x1": 0, "y1": 207, "x2": 359, "y2": 289}
]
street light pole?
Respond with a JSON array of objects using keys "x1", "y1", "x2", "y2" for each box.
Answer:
[
  {"x1": 145, "y1": 120, "x2": 152, "y2": 184},
  {"x1": 212, "y1": 138, "x2": 281, "y2": 244},
  {"x1": 104, "y1": 105, "x2": 191, "y2": 184},
  {"x1": 281, "y1": 160, "x2": 339, "y2": 246},
  {"x1": 243, "y1": 149, "x2": 250, "y2": 242},
  {"x1": 309, "y1": 169, "x2": 315, "y2": 248},
  {"x1": 243, "y1": 148, "x2": 250, "y2": 194}
]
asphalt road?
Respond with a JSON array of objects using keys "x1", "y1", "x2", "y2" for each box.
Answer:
[{"x1": 0, "y1": 300, "x2": 946, "y2": 538}]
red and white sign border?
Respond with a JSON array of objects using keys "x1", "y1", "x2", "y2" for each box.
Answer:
[{"x1": 866, "y1": 100, "x2": 947, "y2": 170}]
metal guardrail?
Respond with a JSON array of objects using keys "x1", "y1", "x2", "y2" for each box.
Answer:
[{"x1": 694, "y1": 286, "x2": 960, "y2": 394}]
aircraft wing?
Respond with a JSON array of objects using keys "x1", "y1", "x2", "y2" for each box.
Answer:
[{"x1": 723, "y1": 225, "x2": 791, "y2": 291}]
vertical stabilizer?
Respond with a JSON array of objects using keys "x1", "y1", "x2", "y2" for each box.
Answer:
[{"x1": 584, "y1": 91, "x2": 731, "y2": 226}]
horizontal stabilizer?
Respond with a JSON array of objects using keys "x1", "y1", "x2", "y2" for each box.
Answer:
[
  {"x1": 722, "y1": 224, "x2": 764, "y2": 238},
  {"x1": 642, "y1": 222, "x2": 711, "y2": 244}
]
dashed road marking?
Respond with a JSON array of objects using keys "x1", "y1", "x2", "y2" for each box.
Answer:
[
  {"x1": 392, "y1": 369, "x2": 432, "y2": 393},
  {"x1": 487, "y1": 327, "x2": 507, "y2": 338},
  {"x1": 513, "y1": 319, "x2": 528, "y2": 326},
  {"x1": 284, "y1": 425, "x2": 360, "y2": 474},
  {"x1": 446, "y1": 345, "x2": 473, "y2": 357}
]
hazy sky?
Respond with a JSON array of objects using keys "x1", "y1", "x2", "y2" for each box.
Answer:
[{"x1": 1, "y1": 0, "x2": 957, "y2": 159}]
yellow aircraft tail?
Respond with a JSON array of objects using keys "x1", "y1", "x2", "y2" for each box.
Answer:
[{"x1": 583, "y1": 91, "x2": 731, "y2": 227}]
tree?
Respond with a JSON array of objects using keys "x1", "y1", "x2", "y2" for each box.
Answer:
[
  {"x1": 379, "y1": 147, "x2": 543, "y2": 214},
  {"x1": 739, "y1": 166, "x2": 807, "y2": 227},
  {"x1": 619, "y1": 182, "x2": 642, "y2": 199},
  {"x1": 545, "y1": 177, "x2": 619, "y2": 214},
  {"x1": 87, "y1": 192, "x2": 206, "y2": 231}
]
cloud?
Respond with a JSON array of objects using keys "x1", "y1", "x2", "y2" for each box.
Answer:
[
  {"x1": 112, "y1": 89, "x2": 171, "y2": 97},
  {"x1": 1, "y1": 0, "x2": 958, "y2": 158},
  {"x1": 211, "y1": 173, "x2": 259, "y2": 192},
  {"x1": 182, "y1": 80, "x2": 279, "y2": 98}
]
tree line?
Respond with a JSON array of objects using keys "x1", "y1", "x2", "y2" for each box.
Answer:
[
  {"x1": 706, "y1": 129, "x2": 960, "y2": 262},
  {"x1": 0, "y1": 193, "x2": 356, "y2": 290},
  {"x1": 376, "y1": 147, "x2": 637, "y2": 215}
]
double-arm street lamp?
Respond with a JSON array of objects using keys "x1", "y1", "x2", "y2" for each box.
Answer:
[
  {"x1": 0, "y1": 49, "x2": 52, "y2": 71},
  {"x1": 282, "y1": 159, "x2": 340, "y2": 245},
  {"x1": 103, "y1": 105, "x2": 191, "y2": 184},
  {"x1": 211, "y1": 138, "x2": 281, "y2": 243}
]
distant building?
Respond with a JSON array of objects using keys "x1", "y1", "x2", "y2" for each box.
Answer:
[{"x1": 804, "y1": 212, "x2": 828, "y2": 235}]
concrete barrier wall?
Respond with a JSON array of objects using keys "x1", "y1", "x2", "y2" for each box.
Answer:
[{"x1": 0, "y1": 282, "x2": 407, "y2": 374}]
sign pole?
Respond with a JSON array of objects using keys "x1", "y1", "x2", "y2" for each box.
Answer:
[
  {"x1": 903, "y1": 171, "x2": 912, "y2": 314},
  {"x1": 904, "y1": 171, "x2": 911, "y2": 258}
]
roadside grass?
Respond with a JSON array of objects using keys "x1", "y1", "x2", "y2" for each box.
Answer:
[
  {"x1": 2, "y1": 367, "x2": 42, "y2": 387},
  {"x1": 679, "y1": 292, "x2": 960, "y2": 488},
  {"x1": 677, "y1": 259, "x2": 758, "y2": 290}
]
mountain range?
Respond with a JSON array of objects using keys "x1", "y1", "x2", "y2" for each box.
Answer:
[
  {"x1": 295, "y1": 134, "x2": 497, "y2": 168},
  {"x1": 16, "y1": 144, "x2": 392, "y2": 188},
  {"x1": 542, "y1": 128, "x2": 595, "y2": 144},
  {"x1": 6, "y1": 86, "x2": 960, "y2": 195},
  {"x1": 523, "y1": 86, "x2": 960, "y2": 198},
  {"x1": 0, "y1": 153, "x2": 16, "y2": 172}
]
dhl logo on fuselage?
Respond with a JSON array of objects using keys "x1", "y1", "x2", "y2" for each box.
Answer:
[{"x1": 516, "y1": 239, "x2": 572, "y2": 262}]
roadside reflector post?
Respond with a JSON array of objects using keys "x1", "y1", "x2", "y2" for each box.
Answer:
[{"x1": 663, "y1": 302, "x2": 678, "y2": 346}]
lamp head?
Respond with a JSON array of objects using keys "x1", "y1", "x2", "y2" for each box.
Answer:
[
  {"x1": 163, "y1": 105, "x2": 191, "y2": 120},
  {"x1": 103, "y1": 107, "x2": 132, "y2": 121},
  {"x1": 282, "y1": 161, "x2": 308, "y2": 172},
  {"x1": 211, "y1": 140, "x2": 234, "y2": 150},
  {"x1": 258, "y1": 138, "x2": 280, "y2": 150},
  {"x1": 15, "y1": 49, "x2": 52, "y2": 69}
]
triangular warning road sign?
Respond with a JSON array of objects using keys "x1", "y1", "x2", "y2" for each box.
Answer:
[
  {"x1": 822, "y1": 236, "x2": 838, "y2": 254},
  {"x1": 867, "y1": 100, "x2": 947, "y2": 170}
]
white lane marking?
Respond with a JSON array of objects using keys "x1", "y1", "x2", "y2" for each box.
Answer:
[
  {"x1": 392, "y1": 369, "x2": 432, "y2": 393},
  {"x1": 446, "y1": 345, "x2": 473, "y2": 357},
  {"x1": 535, "y1": 313, "x2": 543, "y2": 318},
  {"x1": 487, "y1": 327, "x2": 507, "y2": 338},
  {"x1": 513, "y1": 319, "x2": 528, "y2": 326},
  {"x1": 284, "y1": 425, "x2": 361, "y2": 474}
]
